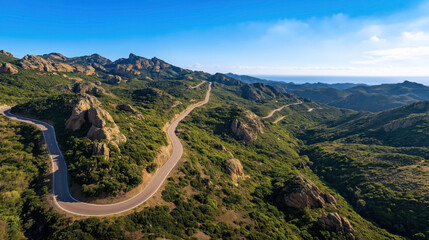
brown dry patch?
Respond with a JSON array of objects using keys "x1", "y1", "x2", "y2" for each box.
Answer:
[
  {"x1": 218, "y1": 208, "x2": 252, "y2": 228},
  {"x1": 193, "y1": 230, "x2": 210, "y2": 240}
]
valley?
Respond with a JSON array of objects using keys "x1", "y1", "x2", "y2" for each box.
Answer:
[{"x1": 0, "y1": 49, "x2": 427, "y2": 239}]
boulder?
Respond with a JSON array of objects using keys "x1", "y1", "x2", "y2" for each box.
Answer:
[
  {"x1": 0, "y1": 50, "x2": 13, "y2": 57},
  {"x1": 283, "y1": 174, "x2": 337, "y2": 209},
  {"x1": 0, "y1": 63, "x2": 18, "y2": 75},
  {"x1": 318, "y1": 213, "x2": 355, "y2": 239},
  {"x1": 92, "y1": 142, "x2": 109, "y2": 161},
  {"x1": 231, "y1": 110, "x2": 264, "y2": 142},
  {"x1": 227, "y1": 158, "x2": 246, "y2": 184}
]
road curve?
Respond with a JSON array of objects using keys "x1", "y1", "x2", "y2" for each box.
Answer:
[
  {"x1": 0, "y1": 82, "x2": 212, "y2": 216},
  {"x1": 262, "y1": 100, "x2": 303, "y2": 119}
]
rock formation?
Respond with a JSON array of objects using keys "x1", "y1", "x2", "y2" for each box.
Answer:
[
  {"x1": 72, "y1": 82, "x2": 106, "y2": 96},
  {"x1": 18, "y1": 54, "x2": 95, "y2": 75},
  {"x1": 283, "y1": 174, "x2": 337, "y2": 209},
  {"x1": 92, "y1": 142, "x2": 109, "y2": 161},
  {"x1": 0, "y1": 50, "x2": 14, "y2": 57},
  {"x1": 383, "y1": 114, "x2": 429, "y2": 132},
  {"x1": 65, "y1": 95, "x2": 126, "y2": 146},
  {"x1": 105, "y1": 74, "x2": 122, "y2": 84},
  {"x1": 231, "y1": 110, "x2": 264, "y2": 142},
  {"x1": 227, "y1": 158, "x2": 246, "y2": 184},
  {"x1": 0, "y1": 63, "x2": 18, "y2": 75},
  {"x1": 65, "y1": 95, "x2": 99, "y2": 130},
  {"x1": 318, "y1": 213, "x2": 355, "y2": 239}
]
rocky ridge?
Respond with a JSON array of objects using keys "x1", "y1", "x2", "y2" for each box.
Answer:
[
  {"x1": 19, "y1": 55, "x2": 95, "y2": 75},
  {"x1": 0, "y1": 50, "x2": 14, "y2": 57}
]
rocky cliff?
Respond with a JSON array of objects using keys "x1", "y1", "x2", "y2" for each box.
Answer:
[
  {"x1": 383, "y1": 114, "x2": 429, "y2": 132},
  {"x1": 0, "y1": 63, "x2": 18, "y2": 75},
  {"x1": 227, "y1": 158, "x2": 246, "y2": 184},
  {"x1": 318, "y1": 213, "x2": 355, "y2": 239},
  {"x1": 19, "y1": 55, "x2": 95, "y2": 75},
  {"x1": 0, "y1": 50, "x2": 14, "y2": 57},
  {"x1": 231, "y1": 110, "x2": 264, "y2": 142},
  {"x1": 65, "y1": 95, "x2": 126, "y2": 146},
  {"x1": 283, "y1": 174, "x2": 337, "y2": 209}
]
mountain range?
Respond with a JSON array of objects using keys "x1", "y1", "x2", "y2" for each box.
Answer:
[
  {"x1": 0, "y1": 50, "x2": 428, "y2": 240},
  {"x1": 227, "y1": 73, "x2": 429, "y2": 112}
]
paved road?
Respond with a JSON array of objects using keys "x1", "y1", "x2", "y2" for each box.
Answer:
[
  {"x1": 262, "y1": 100, "x2": 303, "y2": 119},
  {"x1": 0, "y1": 82, "x2": 212, "y2": 216}
]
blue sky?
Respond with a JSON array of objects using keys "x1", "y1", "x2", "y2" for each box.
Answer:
[{"x1": 1, "y1": 0, "x2": 429, "y2": 76}]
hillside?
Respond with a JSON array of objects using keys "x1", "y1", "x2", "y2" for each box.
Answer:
[
  {"x1": 294, "y1": 81, "x2": 429, "y2": 112},
  {"x1": 226, "y1": 73, "x2": 365, "y2": 90},
  {"x1": 0, "y1": 49, "x2": 422, "y2": 239},
  {"x1": 300, "y1": 101, "x2": 429, "y2": 238},
  {"x1": 227, "y1": 73, "x2": 429, "y2": 112}
]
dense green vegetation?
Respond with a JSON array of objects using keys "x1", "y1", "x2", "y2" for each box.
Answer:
[
  {"x1": 293, "y1": 81, "x2": 429, "y2": 112},
  {"x1": 2, "y1": 51, "x2": 427, "y2": 239}
]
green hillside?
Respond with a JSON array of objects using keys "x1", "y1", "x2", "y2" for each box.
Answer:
[{"x1": 0, "y1": 50, "x2": 424, "y2": 239}]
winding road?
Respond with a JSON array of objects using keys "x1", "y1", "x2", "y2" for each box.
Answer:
[
  {"x1": 262, "y1": 100, "x2": 303, "y2": 119},
  {"x1": 0, "y1": 82, "x2": 212, "y2": 216}
]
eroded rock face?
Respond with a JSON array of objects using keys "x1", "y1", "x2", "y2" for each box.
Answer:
[
  {"x1": 0, "y1": 50, "x2": 14, "y2": 57},
  {"x1": 65, "y1": 95, "x2": 100, "y2": 130},
  {"x1": 65, "y1": 95, "x2": 126, "y2": 146},
  {"x1": 18, "y1": 55, "x2": 95, "y2": 74},
  {"x1": 318, "y1": 213, "x2": 355, "y2": 239},
  {"x1": 283, "y1": 174, "x2": 337, "y2": 209},
  {"x1": 0, "y1": 63, "x2": 18, "y2": 75},
  {"x1": 231, "y1": 110, "x2": 264, "y2": 142},
  {"x1": 72, "y1": 82, "x2": 106, "y2": 96},
  {"x1": 227, "y1": 158, "x2": 246, "y2": 183},
  {"x1": 105, "y1": 74, "x2": 122, "y2": 84},
  {"x1": 383, "y1": 115, "x2": 429, "y2": 132},
  {"x1": 92, "y1": 142, "x2": 109, "y2": 161}
]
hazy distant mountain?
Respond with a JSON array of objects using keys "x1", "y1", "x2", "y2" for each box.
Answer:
[
  {"x1": 226, "y1": 73, "x2": 366, "y2": 90},
  {"x1": 294, "y1": 81, "x2": 429, "y2": 112},
  {"x1": 226, "y1": 73, "x2": 429, "y2": 112}
]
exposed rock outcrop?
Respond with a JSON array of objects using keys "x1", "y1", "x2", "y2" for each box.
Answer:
[
  {"x1": 18, "y1": 55, "x2": 95, "y2": 75},
  {"x1": 283, "y1": 174, "x2": 337, "y2": 209},
  {"x1": 0, "y1": 63, "x2": 18, "y2": 75},
  {"x1": 318, "y1": 213, "x2": 355, "y2": 239},
  {"x1": 92, "y1": 142, "x2": 109, "y2": 161},
  {"x1": 65, "y1": 95, "x2": 126, "y2": 146},
  {"x1": 0, "y1": 50, "x2": 13, "y2": 57},
  {"x1": 65, "y1": 95, "x2": 100, "y2": 131},
  {"x1": 86, "y1": 106, "x2": 126, "y2": 146},
  {"x1": 383, "y1": 114, "x2": 429, "y2": 132},
  {"x1": 210, "y1": 73, "x2": 244, "y2": 86},
  {"x1": 72, "y1": 82, "x2": 106, "y2": 96},
  {"x1": 105, "y1": 74, "x2": 122, "y2": 84},
  {"x1": 227, "y1": 158, "x2": 246, "y2": 184},
  {"x1": 231, "y1": 110, "x2": 264, "y2": 142}
]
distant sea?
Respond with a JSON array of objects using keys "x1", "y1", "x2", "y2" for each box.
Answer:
[{"x1": 254, "y1": 75, "x2": 429, "y2": 85}]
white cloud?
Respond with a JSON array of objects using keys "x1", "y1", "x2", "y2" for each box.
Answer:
[
  {"x1": 402, "y1": 31, "x2": 429, "y2": 43},
  {"x1": 353, "y1": 46, "x2": 429, "y2": 64},
  {"x1": 363, "y1": 35, "x2": 386, "y2": 44}
]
